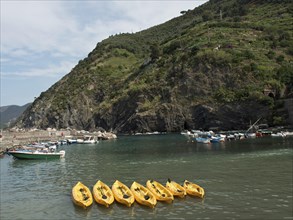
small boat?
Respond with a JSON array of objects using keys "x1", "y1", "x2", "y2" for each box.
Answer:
[
  {"x1": 271, "y1": 132, "x2": 286, "y2": 137},
  {"x1": 93, "y1": 180, "x2": 114, "y2": 207},
  {"x1": 130, "y1": 181, "x2": 157, "y2": 208},
  {"x1": 183, "y1": 180, "x2": 205, "y2": 198},
  {"x1": 83, "y1": 135, "x2": 98, "y2": 144},
  {"x1": 195, "y1": 137, "x2": 210, "y2": 144},
  {"x1": 76, "y1": 138, "x2": 84, "y2": 144},
  {"x1": 146, "y1": 180, "x2": 174, "y2": 203},
  {"x1": 166, "y1": 179, "x2": 186, "y2": 198},
  {"x1": 112, "y1": 180, "x2": 134, "y2": 207},
  {"x1": 72, "y1": 182, "x2": 93, "y2": 209},
  {"x1": 8, "y1": 149, "x2": 65, "y2": 160},
  {"x1": 77, "y1": 135, "x2": 98, "y2": 144},
  {"x1": 65, "y1": 136, "x2": 77, "y2": 144},
  {"x1": 210, "y1": 137, "x2": 221, "y2": 143},
  {"x1": 246, "y1": 133, "x2": 256, "y2": 138}
]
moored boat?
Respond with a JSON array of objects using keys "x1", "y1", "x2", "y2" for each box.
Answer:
[
  {"x1": 183, "y1": 180, "x2": 205, "y2": 198},
  {"x1": 77, "y1": 135, "x2": 98, "y2": 144},
  {"x1": 146, "y1": 180, "x2": 174, "y2": 203},
  {"x1": 271, "y1": 132, "x2": 286, "y2": 137},
  {"x1": 130, "y1": 181, "x2": 157, "y2": 208},
  {"x1": 8, "y1": 149, "x2": 65, "y2": 160},
  {"x1": 166, "y1": 179, "x2": 186, "y2": 198},
  {"x1": 93, "y1": 180, "x2": 114, "y2": 207},
  {"x1": 195, "y1": 137, "x2": 211, "y2": 144},
  {"x1": 112, "y1": 180, "x2": 134, "y2": 207},
  {"x1": 72, "y1": 182, "x2": 93, "y2": 209}
]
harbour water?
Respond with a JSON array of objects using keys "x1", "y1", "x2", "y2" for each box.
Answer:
[{"x1": 1, "y1": 134, "x2": 292, "y2": 220}]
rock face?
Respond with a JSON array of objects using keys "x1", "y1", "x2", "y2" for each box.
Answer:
[
  {"x1": 16, "y1": 91, "x2": 273, "y2": 133},
  {"x1": 14, "y1": 0, "x2": 292, "y2": 132}
]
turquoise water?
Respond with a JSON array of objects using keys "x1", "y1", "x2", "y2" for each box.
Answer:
[{"x1": 1, "y1": 134, "x2": 292, "y2": 220}]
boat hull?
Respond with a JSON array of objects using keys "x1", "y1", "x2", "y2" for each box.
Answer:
[
  {"x1": 93, "y1": 180, "x2": 114, "y2": 207},
  {"x1": 146, "y1": 180, "x2": 174, "y2": 203},
  {"x1": 72, "y1": 182, "x2": 93, "y2": 209},
  {"x1": 8, "y1": 150, "x2": 65, "y2": 160},
  {"x1": 130, "y1": 181, "x2": 157, "y2": 208},
  {"x1": 112, "y1": 180, "x2": 134, "y2": 207},
  {"x1": 183, "y1": 180, "x2": 205, "y2": 198},
  {"x1": 166, "y1": 180, "x2": 186, "y2": 198}
]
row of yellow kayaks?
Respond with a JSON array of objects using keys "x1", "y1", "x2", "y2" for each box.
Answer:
[{"x1": 72, "y1": 179, "x2": 205, "y2": 209}]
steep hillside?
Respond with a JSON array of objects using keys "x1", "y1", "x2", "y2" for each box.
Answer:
[
  {"x1": 0, "y1": 103, "x2": 31, "y2": 128},
  {"x1": 14, "y1": 0, "x2": 293, "y2": 133}
]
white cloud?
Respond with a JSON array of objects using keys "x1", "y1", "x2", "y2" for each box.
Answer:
[
  {"x1": 1, "y1": 0, "x2": 207, "y2": 106},
  {"x1": 2, "y1": 61, "x2": 76, "y2": 78},
  {"x1": 1, "y1": 0, "x2": 205, "y2": 58}
]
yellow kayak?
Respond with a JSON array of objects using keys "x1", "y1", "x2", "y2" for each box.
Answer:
[
  {"x1": 146, "y1": 180, "x2": 174, "y2": 203},
  {"x1": 112, "y1": 180, "x2": 135, "y2": 207},
  {"x1": 130, "y1": 181, "x2": 157, "y2": 208},
  {"x1": 166, "y1": 179, "x2": 186, "y2": 198},
  {"x1": 183, "y1": 180, "x2": 205, "y2": 198},
  {"x1": 72, "y1": 181, "x2": 93, "y2": 209},
  {"x1": 93, "y1": 180, "x2": 114, "y2": 207}
]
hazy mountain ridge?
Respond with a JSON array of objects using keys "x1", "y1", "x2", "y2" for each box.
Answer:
[
  {"x1": 0, "y1": 104, "x2": 31, "y2": 128},
  {"x1": 14, "y1": 0, "x2": 293, "y2": 132}
]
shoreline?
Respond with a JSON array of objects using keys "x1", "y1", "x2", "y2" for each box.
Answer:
[{"x1": 0, "y1": 129, "x2": 117, "y2": 154}]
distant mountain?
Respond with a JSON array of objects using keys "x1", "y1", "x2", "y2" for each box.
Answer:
[
  {"x1": 14, "y1": 0, "x2": 293, "y2": 132},
  {"x1": 0, "y1": 103, "x2": 31, "y2": 128}
]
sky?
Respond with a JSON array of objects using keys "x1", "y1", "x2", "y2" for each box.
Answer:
[{"x1": 1, "y1": 0, "x2": 207, "y2": 107}]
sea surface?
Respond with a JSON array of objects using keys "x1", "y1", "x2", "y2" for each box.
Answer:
[{"x1": 0, "y1": 134, "x2": 292, "y2": 220}]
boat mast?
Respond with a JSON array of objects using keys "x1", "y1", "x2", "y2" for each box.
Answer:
[{"x1": 246, "y1": 117, "x2": 262, "y2": 133}]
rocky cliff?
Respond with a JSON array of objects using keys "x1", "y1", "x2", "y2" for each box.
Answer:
[{"x1": 14, "y1": 0, "x2": 293, "y2": 133}]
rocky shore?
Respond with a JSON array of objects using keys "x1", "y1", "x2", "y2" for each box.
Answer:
[{"x1": 0, "y1": 128, "x2": 117, "y2": 155}]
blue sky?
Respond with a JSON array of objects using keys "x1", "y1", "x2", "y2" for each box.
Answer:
[{"x1": 1, "y1": 0, "x2": 207, "y2": 107}]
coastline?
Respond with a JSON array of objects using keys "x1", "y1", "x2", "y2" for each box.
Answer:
[{"x1": 0, "y1": 129, "x2": 116, "y2": 154}]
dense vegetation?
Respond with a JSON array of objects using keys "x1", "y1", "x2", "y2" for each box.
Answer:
[{"x1": 15, "y1": 0, "x2": 293, "y2": 132}]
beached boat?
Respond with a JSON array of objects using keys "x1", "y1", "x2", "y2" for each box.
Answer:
[
  {"x1": 72, "y1": 182, "x2": 93, "y2": 209},
  {"x1": 130, "y1": 181, "x2": 157, "y2": 208},
  {"x1": 112, "y1": 180, "x2": 134, "y2": 207},
  {"x1": 93, "y1": 180, "x2": 114, "y2": 207},
  {"x1": 146, "y1": 180, "x2": 174, "y2": 203},
  {"x1": 8, "y1": 149, "x2": 65, "y2": 160},
  {"x1": 183, "y1": 180, "x2": 205, "y2": 198},
  {"x1": 166, "y1": 179, "x2": 186, "y2": 198}
]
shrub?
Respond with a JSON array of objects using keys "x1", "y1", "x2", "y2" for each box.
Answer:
[
  {"x1": 213, "y1": 87, "x2": 236, "y2": 103},
  {"x1": 276, "y1": 55, "x2": 285, "y2": 63},
  {"x1": 266, "y1": 50, "x2": 275, "y2": 59},
  {"x1": 163, "y1": 40, "x2": 181, "y2": 54},
  {"x1": 242, "y1": 50, "x2": 255, "y2": 60}
]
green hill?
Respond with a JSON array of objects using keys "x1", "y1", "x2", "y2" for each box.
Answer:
[{"x1": 15, "y1": 0, "x2": 293, "y2": 132}]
